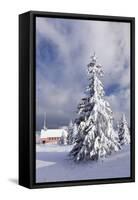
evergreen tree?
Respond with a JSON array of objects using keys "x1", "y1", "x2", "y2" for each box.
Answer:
[
  {"x1": 67, "y1": 120, "x2": 74, "y2": 145},
  {"x1": 70, "y1": 53, "x2": 120, "y2": 161},
  {"x1": 67, "y1": 121, "x2": 78, "y2": 145},
  {"x1": 72, "y1": 123, "x2": 78, "y2": 142},
  {"x1": 59, "y1": 131, "x2": 67, "y2": 145},
  {"x1": 118, "y1": 114, "x2": 130, "y2": 145}
]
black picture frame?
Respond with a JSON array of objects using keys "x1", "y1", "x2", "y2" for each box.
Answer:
[{"x1": 19, "y1": 11, "x2": 135, "y2": 189}]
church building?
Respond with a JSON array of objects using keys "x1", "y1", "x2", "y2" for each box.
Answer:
[{"x1": 40, "y1": 116, "x2": 68, "y2": 144}]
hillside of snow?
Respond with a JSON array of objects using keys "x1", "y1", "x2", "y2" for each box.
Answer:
[{"x1": 36, "y1": 144, "x2": 130, "y2": 183}]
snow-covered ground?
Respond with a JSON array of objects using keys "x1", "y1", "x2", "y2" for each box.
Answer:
[{"x1": 36, "y1": 144, "x2": 130, "y2": 183}]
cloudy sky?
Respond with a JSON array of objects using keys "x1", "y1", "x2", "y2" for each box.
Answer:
[{"x1": 36, "y1": 17, "x2": 130, "y2": 130}]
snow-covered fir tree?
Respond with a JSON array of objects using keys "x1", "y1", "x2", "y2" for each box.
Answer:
[
  {"x1": 118, "y1": 114, "x2": 130, "y2": 145},
  {"x1": 67, "y1": 121, "x2": 74, "y2": 145},
  {"x1": 70, "y1": 53, "x2": 120, "y2": 161}
]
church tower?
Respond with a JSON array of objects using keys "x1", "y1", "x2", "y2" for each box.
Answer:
[{"x1": 43, "y1": 113, "x2": 47, "y2": 130}]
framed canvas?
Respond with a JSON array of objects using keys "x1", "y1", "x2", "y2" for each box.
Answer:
[{"x1": 19, "y1": 11, "x2": 135, "y2": 189}]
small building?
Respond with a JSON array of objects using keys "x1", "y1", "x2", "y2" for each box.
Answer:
[
  {"x1": 40, "y1": 115, "x2": 68, "y2": 144},
  {"x1": 40, "y1": 128, "x2": 68, "y2": 144}
]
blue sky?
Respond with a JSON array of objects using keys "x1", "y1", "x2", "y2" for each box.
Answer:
[{"x1": 36, "y1": 17, "x2": 130, "y2": 130}]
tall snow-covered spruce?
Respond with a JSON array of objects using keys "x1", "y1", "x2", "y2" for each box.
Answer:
[
  {"x1": 118, "y1": 114, "x2": 130, "y2": 145},
  {"x1": 70, "y1": 53, "x2": 120, "y2": 161}
]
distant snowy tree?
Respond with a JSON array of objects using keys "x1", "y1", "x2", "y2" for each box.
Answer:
[
  {"x1": 70, "y1": 53, "x2": 120, "y2": 161},
  {"x1": 67, "y1": 121, "x2": 78, "y2": 145},
  {"x1": 72, "y1": 123, "x2": 78, "y2": 142},
  {"x1": 59, "y1": 131, "x2": 67, "y2": 145},
  {"x1": 118, "y1": 114, "x2": 130, "y2": 145},
  {"x1": 67, "y1": 121, "x2": 74, "y2": 145},
  {"x1": 59, "y1": 126, "x2": 68, "y2": 131}
]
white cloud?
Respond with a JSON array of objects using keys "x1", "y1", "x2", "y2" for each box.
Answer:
[{"x1": 36, "y1": 17, "x2": 131, "y2": 128}]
